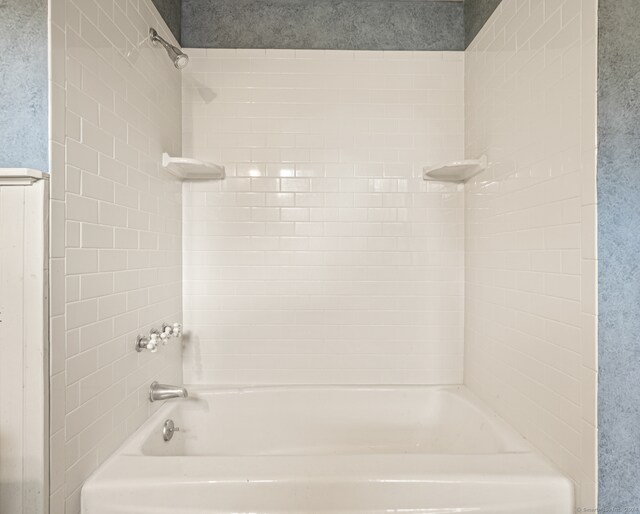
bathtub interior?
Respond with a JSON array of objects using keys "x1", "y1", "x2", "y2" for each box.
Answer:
[
  {"x1": 83, "y1": 385, "x2": 574, "y2": 514},
  {"x1": 135, "y1": 386, "x2": 531, "y2": 457}
]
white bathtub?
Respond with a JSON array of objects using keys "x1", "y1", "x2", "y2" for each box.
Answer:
[{"x1": 82, "y1": 385, "x2": 573, "y2": 513}]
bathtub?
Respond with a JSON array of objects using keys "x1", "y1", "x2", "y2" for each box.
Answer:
[{"x1": 82, "y1": 385, "x2": 573, "y2": 513}]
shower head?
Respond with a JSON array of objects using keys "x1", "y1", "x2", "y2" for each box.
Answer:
[{"x1": 149, "y1": 28, "x2": 189, "y2": 69}]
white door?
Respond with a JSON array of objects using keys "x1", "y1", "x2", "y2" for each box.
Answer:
[{"x1": 0, "y1": 169, "x2": 49, "y2": 514}]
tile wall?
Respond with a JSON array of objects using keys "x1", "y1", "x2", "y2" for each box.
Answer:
[
  {"x1": 43, "y1": 0, "x2": 600, "y2": 507},
  {"x1": 464, "y1": 0, "x2": 597, "y2": 506},
  {"x1": 181, "y1": 49, "x2": 466, "y2": 384},
  {"x1": 48, "y1": 0, "x2": 183, "y2": 512}
]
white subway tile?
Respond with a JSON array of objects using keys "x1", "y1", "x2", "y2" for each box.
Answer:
[
  {"x1": 465, "y1": 0, "x2": 597, "y2": 503},
  {"x1": 52, "y1": 0, "x2": 184, "y2": 509},
  {"x1": 81, "y1": 223, "x2": 114, "y2": 249},
  {"x1": 182, "y1": 48, "x2": 465, "y2": 387}
]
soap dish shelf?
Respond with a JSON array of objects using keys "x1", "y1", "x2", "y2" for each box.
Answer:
[
  {"x1": 162, "y1": 153, "x2": 225, "y2": 180},
  {"x1": 423, "y1": 155, "x2": 487, "y2": 183}
]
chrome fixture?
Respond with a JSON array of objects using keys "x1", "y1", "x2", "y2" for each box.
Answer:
[
  {"x1": 149, "y1": 28, "x2": 189, "y2": 69},
  {"x1": 163, "y1": 322, "x2": 182, "y2": 338},
  {"x1": 135, "y1": 334, "x2": 157, "y2": 353},
  {"x1": 135, "y1": 322, "x2": 183, "y2": 352},
  {"x1": 162, "y1": 419, "x2": 180, "y2": 442},
  {"x1": 149, "y1": 381, "x2": 189, "y2": 402},
  {"x1": 150, "y1": 327, "x2": 170, "y2": 346}
]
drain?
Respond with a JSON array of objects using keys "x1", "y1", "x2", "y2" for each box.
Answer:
[{"x1": 162, "y1": 419, "x2": 180, "y2": 442}]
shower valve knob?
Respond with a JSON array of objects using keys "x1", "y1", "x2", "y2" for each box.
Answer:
[
  {"x1": 161, "y1": 324, "x2": 174, "y2": 342},
  {"x1": 148, "y1": 334, "x2": 160, "y2": 352},
  {"x1": 149, "y1": 329, "x2": 162, "y2": 347},
  {"x1": 135, "y1": 335, "x2": 157, "y2": 353},
  {"x1": 159, "y1": 330, "x2": 170, "y2": 344},
  {"x1": 164, "y1": 322, "x2": 182, "y2": 338}
]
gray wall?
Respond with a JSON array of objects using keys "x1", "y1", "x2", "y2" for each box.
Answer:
[
  {"x1": 464, "y1": 0, "x2": 501, "y2": 47},
  {"x1": 182, "y1": 0, "x2": 464, "y2": 50},
  {"x1": 0, "y1": 0, "x2": 48, "y2": 171},
  {"x1": 598, "y1": 0, "x2": 640, "y2": 507},
  {"x1": 151, "y1": 0, "x2": 182, "y2": 43}
]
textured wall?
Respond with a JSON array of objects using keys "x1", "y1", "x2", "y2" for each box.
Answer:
[
  {"x1": 182, "y1": 0, "x2": 464, "y2": 50},
  {"x1": 598, "y1": 0, "x2": 640, "y2": 507},
  {"x1": 161, "y1": 0, "x2": 503, "y2": 52},
  {"x1": 182, "y1": 48, "x2": 465, "y2": 384},
  {"x1": 0, "y1": 0, "x2": 48, "y2": 171},
  {"x1": 464, "y1": 0, "x2": 502, "y2": 47},
  {"x1": 151, "y1": 0, "x2": 182, "y2": 43},
  {"x1": 48, "y1": 0, "x2": 183, "y2": 512},
  {"x1": 465, "y1": 0, "x2": 597, "y2": 506}
]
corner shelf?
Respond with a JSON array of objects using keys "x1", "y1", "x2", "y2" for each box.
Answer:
[
  {"x1": 423, "y1": 155, "x2": 487, "y2": 183},
  {"x1": 162, "y1": 153, "x2": 225, "y2": 180},
  {"x1": 0, "y1": 168, "x2": 48, "y2": 186}
]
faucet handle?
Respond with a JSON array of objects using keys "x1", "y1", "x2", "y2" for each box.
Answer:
[
  {"x1": 135, "y1": 335, "x2": 157, "y2": 353},
  {"x1": 159, "y1": 330, "x2": 170, "y2": 344},
  {"x1": 149, "y1": 329, "x2": 163, "y2": 349},
  {"x1": 161, "y1": 323, "x2": 173, "y2": 340},
  {"x1": 159, "y1": 322, "x2": 182, "y2": 338},
  {"x1": 147, "y1": 337, "x2": 159, "y2": 353}
]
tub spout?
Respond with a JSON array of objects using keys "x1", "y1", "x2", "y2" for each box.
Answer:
[{"x1": 149, "y1": 381, "x2": 188, "y2": 402}]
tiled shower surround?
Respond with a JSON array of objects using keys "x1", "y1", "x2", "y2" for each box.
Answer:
[
  {"x1": 42, "y1": 0, "x2": 600, "y2": 510},
  {"x1": 181, "y1": 50, "x2": 466, "y2": 384},
  {"x1": 49, "y1": 0, "x2": 183, "y2": 511},
  {"x1": 464, "y1": 0, "x2": 597, "y2": 506}
]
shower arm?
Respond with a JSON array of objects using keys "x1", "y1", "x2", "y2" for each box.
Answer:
[{"x1": 149, "y1": 28, "x2": 189, "y2": 69}]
